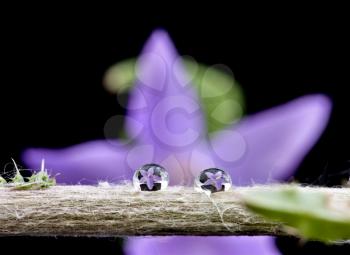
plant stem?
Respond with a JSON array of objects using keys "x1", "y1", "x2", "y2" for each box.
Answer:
[{"x1": 0, "y1": 185, "x2": 348, "y2": 237}]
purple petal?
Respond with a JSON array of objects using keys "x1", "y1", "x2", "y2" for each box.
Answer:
[
  {"x1": 146, "y1": 178, "x2": 154, "y2": 190},
  {"x1": 140, "y1": 170, "x2": 148, "y2": 177},
  {"x1": 214, "y1": 171, "x2": 223, "y2": 178},
  {"x1": 205, "y1": 172, "x2": 215, "y2": 178},
  {"x1": 125, "y1": 29, "x2": 205, "y2": 150},
  {"x1": 215, "y1": 179, "x2": 224, "y2": 191},
  {"x1": 22, "y1": 140, "x2": 132, "y2": 184},
  {"x1": 147, "y1": 167, "x2": 154, "y2": 176},
  {"x1": 139, "y1": 177, "x2": 147, "y2": 184},
  {"x1": 125, "y1": 236, "x2": 281, "y2": 255},
  {"x1": 203, "y1": 179, "x2": 214, "y2": 186},
  {"x1": 153, "y1": 175, "x2": 162, "y2": 182},
  {"x1": 209, "y1": 94, "x2": 332, "y2": 185}
]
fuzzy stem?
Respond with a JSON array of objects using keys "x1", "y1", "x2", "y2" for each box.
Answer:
[{"x1": 0, "y1": 185, "x2": 348, "y2": 237}]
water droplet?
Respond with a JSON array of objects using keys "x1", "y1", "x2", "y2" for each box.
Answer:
[
  {"x1": 195, "y1": 168, "x2": 232, "y2": 194},
  {"x1": 133, "y1": 164, "x2": 169, "y2": 191}
]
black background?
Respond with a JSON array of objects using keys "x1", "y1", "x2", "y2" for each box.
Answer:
[{"x1": 0, "y1": 7, "x2": 349, "y2": 255}]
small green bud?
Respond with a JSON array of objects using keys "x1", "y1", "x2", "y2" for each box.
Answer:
[{"x1": 0, "y1": 176, "x2": 7, "y2": 184}]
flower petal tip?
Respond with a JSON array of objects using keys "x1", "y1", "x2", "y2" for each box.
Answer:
[
  {"x1": 295, "y1": 94, "x2": 332, "y2": 131},
  {"x1": 301, "y1": 93, "x2": 332, "y2": 113},
  {"x1": 149, "y1": 28, "x2": 171, "y2": 41},
  {"x1": 22, "y1": 148, "x2": 47, "y2": 169},
  {"x1": 142, "y1": 29, "x2": 177, "y2": 60}
]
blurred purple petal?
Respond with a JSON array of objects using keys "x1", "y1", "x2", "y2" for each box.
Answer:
[
  {"x1": 22, "y1": 140, "x2": 132, "y2": 184},
  {"x1": 210, "y1": 94, "x2": 332, "y2": 185},
  {"x1": 125, "y1": 236, "x2": 281, "y2": 255},
  {"x1": 156, "y1": 141, "x2": 216, "y2": 186},
  {"x1": 126, "y1": 95, "x2": 331, "y2": 255},
  {"x1": 126, "y1": 29, "x2": 205, "y2": 150}
]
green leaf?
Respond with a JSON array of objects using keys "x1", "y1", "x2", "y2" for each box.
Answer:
[
  {"x1": 103, "y1": 58, "x2": 245, "y2": 133},
  {"x1": 243, "y1": 186, "x2": 350, "y2": 242}
]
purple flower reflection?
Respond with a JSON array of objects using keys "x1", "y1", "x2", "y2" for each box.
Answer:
[
  {"x1": 204, "y1": 171, "x2": 225, "y2": 191},
  {"x1": 139, "y1": 167, "x2": 161, "y2": 190}
]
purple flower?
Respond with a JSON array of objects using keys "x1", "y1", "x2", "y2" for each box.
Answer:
[
  {"x1": 139, "y1": 167, "x2": 161, "y2": 190},
  {"x1": 203, "y1": 171, "x2": 225, "y2": 191},
  {"x1": 22, "y1": 30, "x2": 332, "y2": 255}
]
